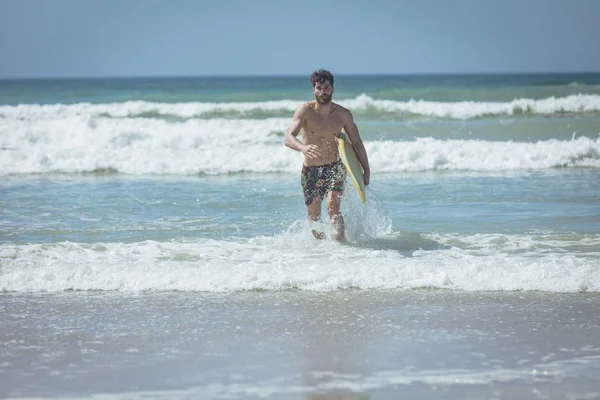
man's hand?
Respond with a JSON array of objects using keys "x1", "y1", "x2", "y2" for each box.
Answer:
[
  {"x1": 302, "y1": 144, "x2": 321, "y2": 159},
  {"x1": 363, "y1": 169, "x2": 370, "y2": 186}
]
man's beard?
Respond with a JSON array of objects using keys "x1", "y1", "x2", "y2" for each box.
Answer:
[{"x1": 315, "y1": 94, "x2": 331, "y2": 104}]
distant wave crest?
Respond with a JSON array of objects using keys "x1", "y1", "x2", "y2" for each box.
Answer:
[{"x1": 2, "y1": 94, "x2": 600, "y2": 120}]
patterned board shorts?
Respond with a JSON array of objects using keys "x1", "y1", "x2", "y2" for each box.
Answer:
[{"x1": 301, "y1": 159, "x2": 347, "y2": 205}]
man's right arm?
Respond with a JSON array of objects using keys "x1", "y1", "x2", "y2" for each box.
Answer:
[{"x1": 284, "y1": 105, "x2": 320, "y2": 159}]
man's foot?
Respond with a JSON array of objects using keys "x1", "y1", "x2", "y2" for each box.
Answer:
[{"x1": 312, "y1": 230, "x2": 326, "y2": 240}]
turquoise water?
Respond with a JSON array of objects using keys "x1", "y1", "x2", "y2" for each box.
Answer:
[
  {"x1": 2, "y1": 73, "x2": 600, "y2": 105},
  {"x1": 1, "y1": 74, "x2": 599, "y2": 398},
  {"x1": 1, "y1": 73, "x2": 599, "y2": 292}
]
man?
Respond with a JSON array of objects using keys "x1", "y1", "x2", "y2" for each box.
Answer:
[{"x1": 285, "y1": 69, "x2": 370, "y2": 241}]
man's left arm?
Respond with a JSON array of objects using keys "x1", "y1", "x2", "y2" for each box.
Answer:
[{"x1": 342, "y1": 111, "x2": 370, "y2": 186}]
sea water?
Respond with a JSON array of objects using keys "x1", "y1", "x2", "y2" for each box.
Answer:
[{"x1": 1, "y1": 74, "x2": 599, "y2": 399}]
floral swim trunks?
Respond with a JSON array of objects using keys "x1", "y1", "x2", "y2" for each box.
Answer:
[{"x1": 301, "y1": 159, "x2": 347, "y2": 205}]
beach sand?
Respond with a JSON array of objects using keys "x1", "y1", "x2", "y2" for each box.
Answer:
[{"x1": 2, "y1": 290, "x2": 599, "y2": 399}]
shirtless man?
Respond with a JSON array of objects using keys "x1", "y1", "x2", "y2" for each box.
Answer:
[{"x1": 285, "y1": 69, "x2": 370, "y2": 241}]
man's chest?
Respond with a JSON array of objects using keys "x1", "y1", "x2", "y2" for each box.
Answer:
[{"x1": 304, "y1": 113, "x2": 343, "y2": 133}]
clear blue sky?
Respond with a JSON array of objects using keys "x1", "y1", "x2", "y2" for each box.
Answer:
[{"x1": 1, "y1": 0, "x2": 599, "y2": 78}]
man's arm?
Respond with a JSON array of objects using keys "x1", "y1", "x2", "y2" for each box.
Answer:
[
  {"x1": 284, "y1": 104, "x2": 320, "y2": 159},
  {"x1": 342, "y1": 110, "x2": 370, "y2": 186}
]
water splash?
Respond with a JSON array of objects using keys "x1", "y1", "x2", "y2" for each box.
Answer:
[{"x1": 342, "y1": 186, "x2": 393, "y2": 242}]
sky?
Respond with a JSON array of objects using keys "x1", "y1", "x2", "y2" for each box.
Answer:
[{"x1": 0, "y1": 0, "x2": 599, "y2": 78}]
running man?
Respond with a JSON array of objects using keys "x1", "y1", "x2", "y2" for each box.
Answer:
[{"x1": 284, "y1": 69, "x2": 370, "y2": 241}]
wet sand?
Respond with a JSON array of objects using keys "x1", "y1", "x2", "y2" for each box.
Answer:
[{"x1": 1, "y1": 290, "x2": 600, "y2": 399}]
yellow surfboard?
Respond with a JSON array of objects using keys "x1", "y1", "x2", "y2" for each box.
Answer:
[{"x1": 338, "y1": 130, "x2": 366, "y2": 203}]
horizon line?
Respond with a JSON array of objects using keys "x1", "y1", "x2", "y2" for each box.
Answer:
[{"x1": 1, "y1": 70, "x2": 600, "y2": 81}]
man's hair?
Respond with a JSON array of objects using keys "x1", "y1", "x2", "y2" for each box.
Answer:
[{"x1": 310, "y1": 69, "x2": 334, "y2": 87}]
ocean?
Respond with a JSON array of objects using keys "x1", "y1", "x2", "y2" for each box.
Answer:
[{"x1": 1, "y1": 74, "x2": 599, "y2": 399}]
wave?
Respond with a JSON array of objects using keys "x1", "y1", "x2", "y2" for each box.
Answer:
[
  {"x1": 346, "y1": 94, "x2": 600, "y2": 120},
  {"x1": 2, "y1": 94, "x2": 600, "y2": 120},
  {"x1": 1, "y1": 232, "x2": 598, "y2": 293},
  {"x1": 0, "y1": 114, "x2": 598, "y2": 175},
  {"x1": 368, "y1": 136, "x2": 600, "y2": 172}
]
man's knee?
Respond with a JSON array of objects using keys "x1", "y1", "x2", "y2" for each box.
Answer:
[
  {"x1": 326, "y1": 196, "x2": 342, "y2": 216},
  {"x1": 307, "y1": 197, "x2": 323, "y2": 220}
]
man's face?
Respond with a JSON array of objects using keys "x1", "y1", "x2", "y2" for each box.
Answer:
[{"x1": 313, "y1": 80, "x2": 334, "y2": 104}]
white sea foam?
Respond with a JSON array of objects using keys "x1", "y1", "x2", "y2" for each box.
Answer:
[
  {"x1": 0, "y1": 117, "x2": 296, "y2": 175},
  {"x1": 344, "y1": 93, "x2": 600, "y2": 119},
  {"x1": 0, "y1": 115, "x2": 598, "y2": 175},
  {"x1": 1, "y1": 94, "x2": 600, "y2": 120},
  {"x1": 368, "y1": 136, "x2": 600, "y2": 172},
  {"x1": 1, "y1": 232, "x2": 598, "y2": 293}
]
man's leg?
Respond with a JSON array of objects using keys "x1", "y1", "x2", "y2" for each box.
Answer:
[
  {"x1": 307, "y1": 196, "x2": 325, "y2": 239},
  {"x1": 326, "y1": 190, "x2": 345, "y2": 242}
]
